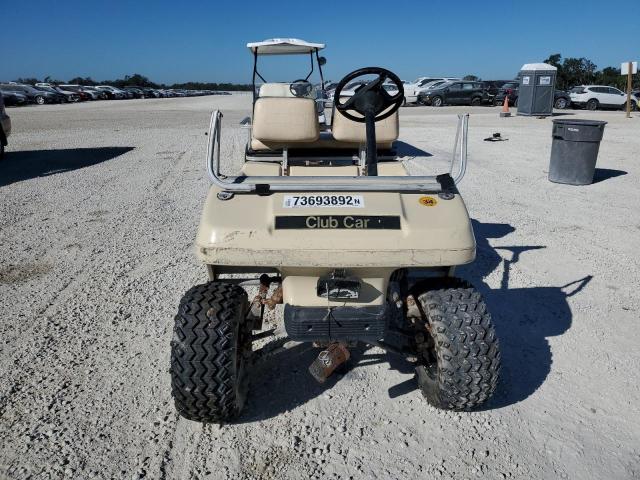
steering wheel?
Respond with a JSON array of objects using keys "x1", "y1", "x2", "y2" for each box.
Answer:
[
  {"x1": 333, "y1": 67, "x2": 404, "y2": 122},
  {"x1": 289, "y1": 79, "x2": 313, "y2": 98}
]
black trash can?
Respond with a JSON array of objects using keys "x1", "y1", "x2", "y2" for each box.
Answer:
[{"x1": 549, "y1": 119, "x2": 607, "y2": 185}]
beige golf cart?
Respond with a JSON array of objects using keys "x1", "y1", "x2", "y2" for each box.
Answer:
[{"x1": 170, "y1": 38, "x2": 500, "y2": 422}]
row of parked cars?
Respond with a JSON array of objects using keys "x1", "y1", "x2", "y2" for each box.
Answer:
[
  {"x1": 325, "y1": 77, "x2": 639, "y2": 111},
  {"x1": 1, "y1": 92, "x2": 12, "y2": 158},
  {"x1": 0, "y1": 83, "x2": 229, "y2": 107}
]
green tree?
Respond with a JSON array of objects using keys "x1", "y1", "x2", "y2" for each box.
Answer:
[
  {"x1": 463, "y1": 75, "x2": 480, "y2": 81},
  {"x1": 68, "y1": 76, "x2": 97, "y2": 86}
]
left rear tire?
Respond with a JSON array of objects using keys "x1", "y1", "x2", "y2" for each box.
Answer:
[{"x1": 171, "y1": 282, "x2": 251, "y2": 422}]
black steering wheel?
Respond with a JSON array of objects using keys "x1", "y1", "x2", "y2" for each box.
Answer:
[
  {"x1": 334, "y1": 67, "x2": 404, "y2": 122},
  {"x1": 289, "y1": 79, "x2": 313, "y2": 98}
]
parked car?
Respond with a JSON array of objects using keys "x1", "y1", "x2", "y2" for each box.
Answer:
[
  {"x1": 123, "y1": 87, "x2": 145, "y2": 98},
  {"x1": 139, "y1": 88, "x2": 158, "y2": 98},
  {"x1": 418, "y1": 81, "x2": 487, "y2": 107},
  {"x1": 0, "y1": 89, "x2": 28, "y2": 106},
  {"x1": 552, "y1": 90, "x2": 572, "y2": 109},
  {"x1": 82, "y1": 86, "x2": 109, "y2": 100},
  {"x1": 480, "y1": 80, "x2": 513, "y2": 104},
  {"x1": 404, "y1": 77, "x2": 461, "y2": 104},
  {"x1": 569, "y1": 85, "x2": 638, "y2": 111},
  {"x1": 35, "y1": 85, "x2": 81, "y2": 103},
  {"x1": 0, "y1": 84, "x2": 62, "y2": 104},
  {"x1": 59, "y1": 84, "x2": 102, "y2": 100},
  {"x1": 492, "y1": 82, "x2": 519, "y2": 106},
  {"x1": 95, "y1": 85, "x2": 126, "y2": 99},
  {"x1": 1, "y1": 92, "x2": 11, "y2": 159}
]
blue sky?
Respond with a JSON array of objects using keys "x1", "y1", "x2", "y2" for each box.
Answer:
[{"x1": 2, "y1": 0, "x2": 639, "y2": 84}]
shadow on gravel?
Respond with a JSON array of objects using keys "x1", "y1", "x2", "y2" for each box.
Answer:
[
  {"x1": 592, "y1": 168, "x2": 627, "y2": 184},
  {"x1": 394, "y1": 141, "x2": 433, "y2": 157},
  {"x1": 0, "y1": 147, "x2": 134, "y2": 187},
  {"x1": 239, "y1": 341, "x2": 399, "y2": 422},
  {"x1": 460, "y1": 219, "x2": 593, "y2": 410}
]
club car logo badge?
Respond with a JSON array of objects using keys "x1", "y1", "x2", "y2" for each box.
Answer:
[
  {"x1": 275, "y1": 216, "x2": 401, "y2": 229},
  {"x1": 419, "y1": 196, "x2": 438, "y2": 207}
]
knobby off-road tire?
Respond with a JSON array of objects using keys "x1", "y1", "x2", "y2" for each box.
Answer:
[
  {"x1": 171, "y1": 282, "x2": 251, "y2": 422},
  {"x1": 415, "y1": 279, "x2": 500, "y2": 410}
]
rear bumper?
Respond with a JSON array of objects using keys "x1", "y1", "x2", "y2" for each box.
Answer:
[{"x1": 284, "y1": 304, "x2": 387, "y2": 342}]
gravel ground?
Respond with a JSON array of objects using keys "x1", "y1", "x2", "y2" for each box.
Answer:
[{"x1": 1, "y1": 95, "x2": 639, "y2": 479}]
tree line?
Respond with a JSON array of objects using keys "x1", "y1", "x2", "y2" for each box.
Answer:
[
  {"x1": 543, "y1": 54, "x2": 638, "y2": 91},
  {"x1": 464, "y1": 53, "x2": 639, "y2": 91},
  {"x1": 12, "y1": 73, "x2": 253, "y2": 91}
]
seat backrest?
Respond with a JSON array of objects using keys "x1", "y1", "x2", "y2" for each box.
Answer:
[
  {"x1": 258, "y1": 82, "x2": 315, "y2": 99},
  {"x1": 332, "y1": 102, "x2": 399, "y2": 144},
  {"x1": 259, "y1": 83, "x2": 294, "y2": 98},
  {"x1": 252, "y1": 97, "x2": 319, "y2": 143}
]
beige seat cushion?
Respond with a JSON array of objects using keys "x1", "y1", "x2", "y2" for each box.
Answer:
[
  {"x1": 241, "y1": 162, "x2": 281, "y2": 176},
  {"x1": 332, "y1": 107, "x2": 399, "y2": 143},
  {"x1": 252, "y1": 97, "x2": 319, "y2": 143},
  {"x1": 250, "y1": 132, "x2": 393, "y2": 151}
]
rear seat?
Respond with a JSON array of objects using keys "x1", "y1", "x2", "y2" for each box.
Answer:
[
  {"x1": 250, "y1": 92, "x2": 398, "y2": 152},
  {"x1": 252, "y1": 97, "x2": 319, "y2": 145}
]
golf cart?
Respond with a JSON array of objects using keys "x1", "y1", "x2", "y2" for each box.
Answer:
[{"x1": 171, "y1": 38, "x2": 500, "y2": 422}]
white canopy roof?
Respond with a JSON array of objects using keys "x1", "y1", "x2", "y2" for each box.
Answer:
[
  {"x1": 247, "y1": 38, "x2": 325, "y2": 55},
  {"x1": 521, "y1": 63, "x2": 557, "y2": 71}
]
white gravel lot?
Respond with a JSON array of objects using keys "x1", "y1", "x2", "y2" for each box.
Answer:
[{"x1": 1, "y1": 95, "x2": 639, "y2": 480}]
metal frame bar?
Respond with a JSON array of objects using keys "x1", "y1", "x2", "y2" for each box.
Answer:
[
  {"x1": 252, "y1": 48, "x2": 324, "y2": 104},
  {"x1": 206, "y1": 111, "x2": 469, "y2": 193}
]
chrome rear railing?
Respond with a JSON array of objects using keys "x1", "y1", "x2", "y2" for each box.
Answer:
[{"x1": 207, "y1": 111, "x2": 468, "y2": 193}]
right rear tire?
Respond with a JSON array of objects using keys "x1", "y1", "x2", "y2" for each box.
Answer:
[
  {"x1": 415, "y1": 279, "x2": 500, "y2": 410},
  {"x1": 171, "y1": 282, "x2": 251, "y2": 422},
  {"x1": 35, "y1": 95, "x2": 45, "y2": 105}
]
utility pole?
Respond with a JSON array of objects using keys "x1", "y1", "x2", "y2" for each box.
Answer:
[{"x1": 626, "y1": 61, "x2": 633, "y2": 119}]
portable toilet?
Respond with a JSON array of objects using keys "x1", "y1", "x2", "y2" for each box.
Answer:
[{"x1": 517, "y1": 63, "x2": 557, "y2": 116}]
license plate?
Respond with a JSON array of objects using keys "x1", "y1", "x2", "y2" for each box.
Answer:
[{"x1": 282, "y1": 194, "x2": 364, "y2": 208}]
